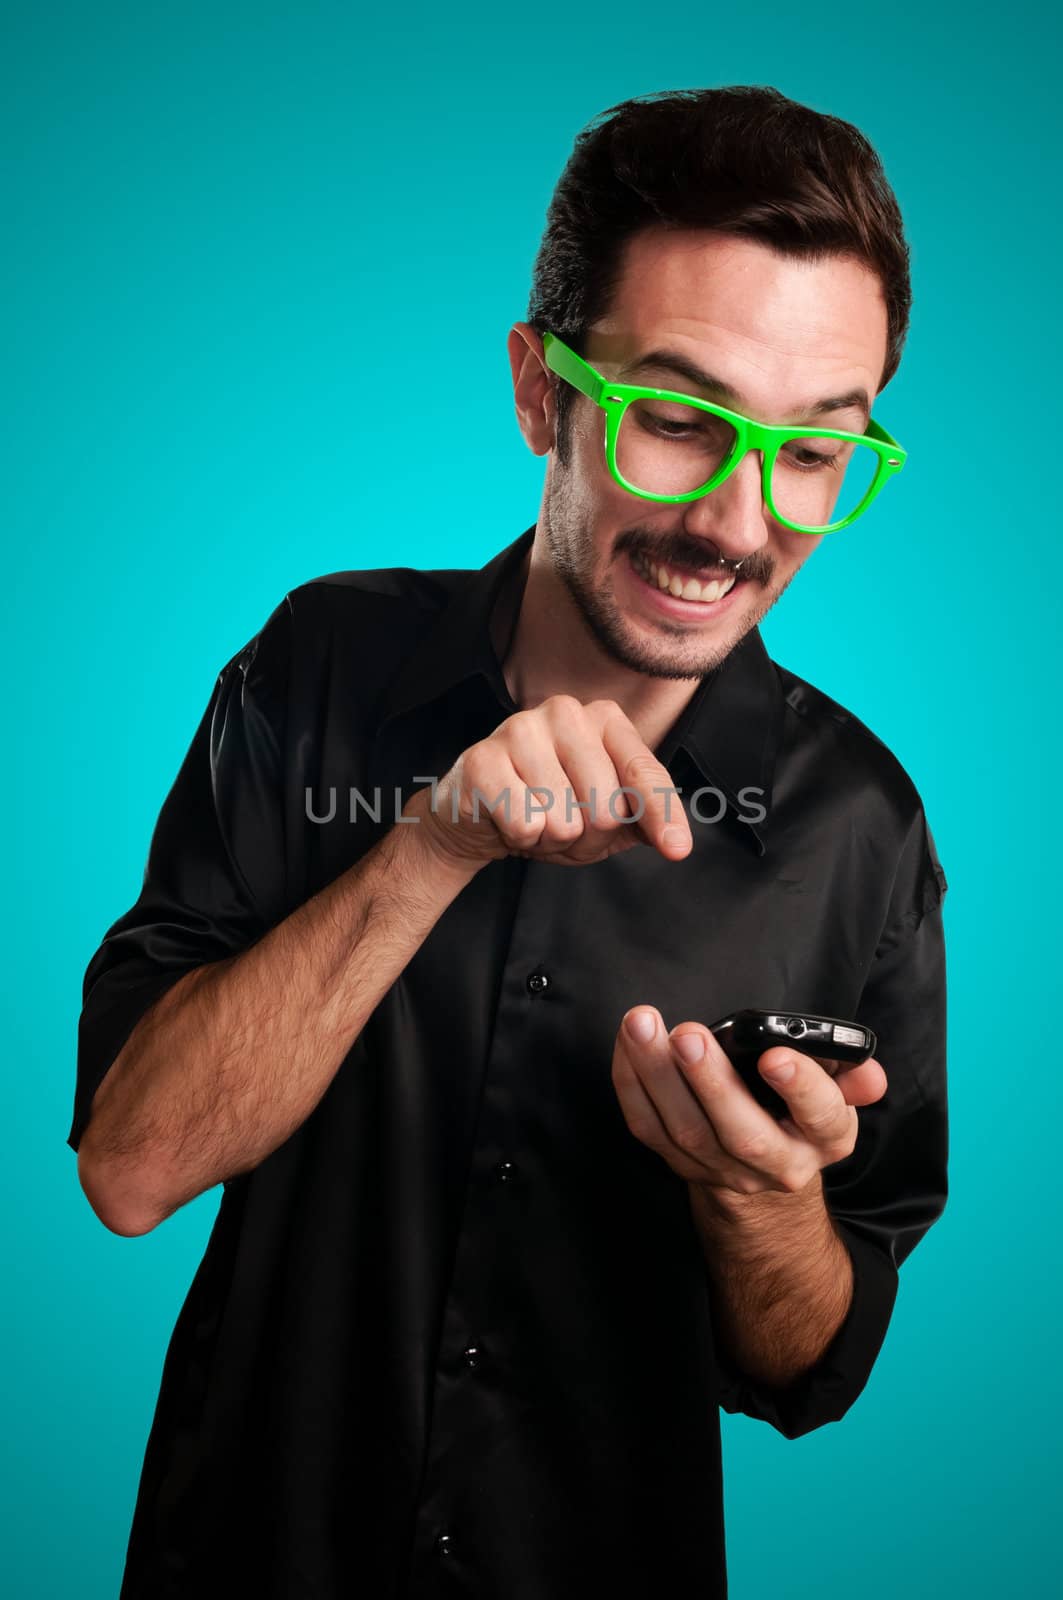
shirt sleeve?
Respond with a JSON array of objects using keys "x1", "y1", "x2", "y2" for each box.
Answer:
[
  {"x1": 66, "y1": 595, "x2": 293, "y2": 1156},
  {"x1": 715, "y1": 811, "x2": 949, "y2": 1439}
]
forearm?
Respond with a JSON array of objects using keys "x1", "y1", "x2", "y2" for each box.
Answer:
[
  {"x1": 80, "y1": 793, "x2": 479, "y2": 1235},
  {"x1": 688, "y1": 1172, "x2": 854, "y2": 1388}
]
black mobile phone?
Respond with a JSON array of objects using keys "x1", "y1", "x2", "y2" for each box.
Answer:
[{"x1": 709, "y1": 1009, "x2": 877, "y2": 1118}]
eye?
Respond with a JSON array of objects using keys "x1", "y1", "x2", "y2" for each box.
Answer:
[
  {"x1": 634, "y1": 403, "x2": 731, "y2": 442},
  {"x1": 783, "y1": 442, "x2": 842, "y2": 471},
  {"x1": 651, "y1": 417, "x2": 697, "y2": 437}
]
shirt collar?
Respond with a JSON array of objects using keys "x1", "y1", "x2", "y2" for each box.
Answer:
[{"x1": 375, "y1": 526, "x2": 782, "y2": 855}]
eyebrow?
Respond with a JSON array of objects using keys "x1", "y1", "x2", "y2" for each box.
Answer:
[{"x1": 614, "y1": 348, "x2": 871, "y2": 427}]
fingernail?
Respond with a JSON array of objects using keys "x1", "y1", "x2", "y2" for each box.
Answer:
[
  {"x1": 671, "y1": 1032, "x2": 706, "y2": 1065},
  {"x1": 626, "y1": 1009, "x2": 657, "y2": 1042},
  {"x1": 764, "y1": 1057, "x2": 796, "y2": 1082}
]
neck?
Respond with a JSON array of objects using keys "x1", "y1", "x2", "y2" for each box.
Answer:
[{"x1": 490, "y1": 537, "x2": 704, "y2": 756}]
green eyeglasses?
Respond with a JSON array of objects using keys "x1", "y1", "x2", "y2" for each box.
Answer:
[{"x1": 541, "y1": 331, "x2": 907, "y2": 535}]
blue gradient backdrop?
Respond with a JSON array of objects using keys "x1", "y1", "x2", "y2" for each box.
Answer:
[{"x1": 6, "y1": 3, "x2": 1059, "y2": 1595}]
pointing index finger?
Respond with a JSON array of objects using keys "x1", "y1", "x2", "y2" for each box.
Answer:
[{"x1": 599, "y1": 708, "x2": 692, "y2": 858}]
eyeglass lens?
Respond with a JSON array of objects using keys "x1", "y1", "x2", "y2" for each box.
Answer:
[{"x1": 614, "y1": 397, "x2": 881, "y2": 529}]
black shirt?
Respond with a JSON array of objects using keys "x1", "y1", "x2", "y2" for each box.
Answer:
[{"x1": 68, "y1": 524, "x2": 949, "y2": 1600}]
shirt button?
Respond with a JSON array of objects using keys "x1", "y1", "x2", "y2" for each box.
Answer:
[
  {"x1": 494, "y1": 1160, "x2": 515, "y2": 1183},
  {"x1": 435, "y1": 1532, "x2": 453, "y2": 1558},
  {"x1": 463, "y1": 1345, "x2": 481, "y2": 1370},
  {"x1": 526, "y1": 967, "x2": 550, "y2": 995}
]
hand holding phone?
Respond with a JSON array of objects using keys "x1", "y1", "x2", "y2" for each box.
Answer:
[{"x1": 710, "y1": 1008, "x2": 877, "y2": 1118}]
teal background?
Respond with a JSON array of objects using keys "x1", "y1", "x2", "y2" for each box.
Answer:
[{"x1": 6, "y1": 2, "x2": 1060, "y2": 1594}]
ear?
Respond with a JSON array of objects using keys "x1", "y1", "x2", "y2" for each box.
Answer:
[{"x1": 507, "y1": 322, "x2": 556, "y2": 457}]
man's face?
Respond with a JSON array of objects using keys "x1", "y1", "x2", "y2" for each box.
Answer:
[{"x1": 535, "y1": 228, "x2": 889, "y2": 679}]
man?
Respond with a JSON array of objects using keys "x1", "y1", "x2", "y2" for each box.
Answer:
[{"x1": 69, "y1": 85, "x2": 948, "y2": 1599}]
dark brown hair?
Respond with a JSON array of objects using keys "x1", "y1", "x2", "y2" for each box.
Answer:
[{"x1": 526, "y1": 85, "x2": 911, "y2": 457}]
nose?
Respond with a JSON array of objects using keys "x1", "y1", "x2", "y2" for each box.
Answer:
[{"x1": 679, "y1": 449, "x2": 769, "y2": 565}]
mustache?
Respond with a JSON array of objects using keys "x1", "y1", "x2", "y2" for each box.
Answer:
[{"x1": 625, "y1": 536, "x2": 773, "y2": 585}]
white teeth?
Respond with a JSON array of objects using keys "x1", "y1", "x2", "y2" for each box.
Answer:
[{"x1": 633, "y1": 551, "x2": 737, "y2": 604}]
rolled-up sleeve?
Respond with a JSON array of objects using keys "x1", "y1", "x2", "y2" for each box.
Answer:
[
  {"x1": 716, "y1": 814, "x2": 949, "y2": 1438},
  {"x1": 67, "y1": 596, "x2": 293, "y2": 1155}
]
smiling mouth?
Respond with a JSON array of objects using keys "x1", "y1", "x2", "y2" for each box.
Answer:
[{"x1": 629, "y1": 547, "x2": 742, "y2": 604}]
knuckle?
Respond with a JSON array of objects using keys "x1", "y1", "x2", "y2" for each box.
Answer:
[
  {"x1": 492, "y1": 710, "x2": 520, "y2": 736},
  {"x1": 550, "y1": 812, "x2": 585, "y2": 838},
  {"x1": 597, "y1": 805, "x2": 629, "y2": 832},
  {"x1": 673, "y1": 1123, "x2": 708, "y2": 1156},
  {"x1": 460, "y1": 745, "x2": 491, "y2": 784},
  {"x1": 778, "y1": 1163, "x2": 814, "y2": 1195},
  {"x1": 622, "y1": 751, "x2": 663, "y2": 782},
  {"x1": 729, "y1": 1130, "x2": 774, "y2": 1166},
  {"x1": 824, "y1": 1121, "x2": 858, "y2": 1163},
  {"x1": 799, "y1": 1100, "x2": 846, "y2": 1140},
  {"x1": 501, "y1": 811, "x2": 539, "y2": 845},
  {"x1": 545, "y1": 693, "x2": 584, "y2": 720},
  {"x1": 503, "y1": 715, "x2": 540, "y2": 755}
]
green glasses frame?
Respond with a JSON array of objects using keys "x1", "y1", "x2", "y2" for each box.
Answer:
[{"x1": 541, "y1": 330, "x2": 907, "y2": 535}]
